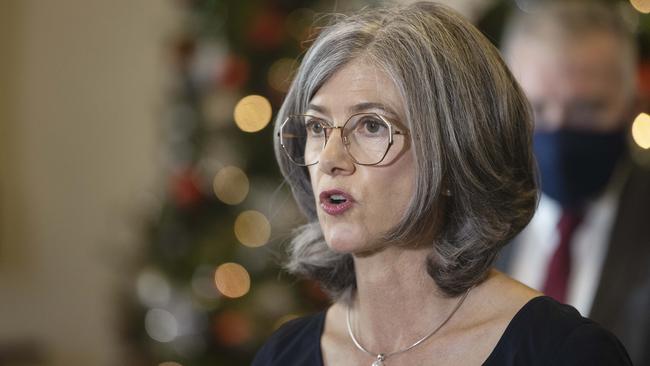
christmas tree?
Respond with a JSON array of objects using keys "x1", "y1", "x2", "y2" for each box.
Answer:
[
  {"x1": 121, "y1": 1, "x2": 364, "y2": 365},
  {"x1": 122, "y1": 1, "x2": 650, "y2": 365}
]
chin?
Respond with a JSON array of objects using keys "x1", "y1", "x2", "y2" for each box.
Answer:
[
  {"x1": 321, "y1": 223, "x2": 368, "y2": 253},
  {"x1": 321, "y1": 222, "x2": 387, "y2": 255}
]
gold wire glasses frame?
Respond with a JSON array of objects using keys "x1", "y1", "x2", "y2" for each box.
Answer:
[{"x1": 278, "y1": 112, "x2": 408, "y2": 166}]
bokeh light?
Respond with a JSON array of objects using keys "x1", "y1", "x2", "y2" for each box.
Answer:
[
  {"x1": 253, "y1": 281, "x2": 296, "y2": 317},
  {"x1": 632, "y1": 112, "x2": 650, "y2": 149},
  {"x1": 136, "y1": 268, "x2": 171, "y2": 308},
  {"x1": 268, "y1": 58, "x2": 297, "y2": 92},
  {"x1": 191, "y1": 265, "x2": 220, "y2": 301},
  {"x1": 630, "y1": 0, "x2": 650, "y2": 13},
  {"x1": 215, "y1": 262, "x2": 251, "y2": 298},
  {"x1": 145, "y1": 308, "x2": 178, "y2": 343},
  {"x1": 202, "y1": 90, "x2": 239, "y2": 129},
  {"x1": 285, "y1": 8, "x2": 316, "y2": 41},
  {"x1": 213, "y1": 310, "x2": 253, "y2": 347},
  {"x1": 213, "y1": 166, "x2": 249, "y2": 205},
  {"x1": 233, "y1": 95, "x2": 272, "y2": 132},
  {"x1": 234, "y1": 210, "x2": 271, "y2": 247}
]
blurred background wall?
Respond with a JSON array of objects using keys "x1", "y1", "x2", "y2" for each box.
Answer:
[{"x1": 0, "y1": 1, "x2": 179, "y2": 365}]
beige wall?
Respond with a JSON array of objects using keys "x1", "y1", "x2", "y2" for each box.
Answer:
[{"x1": 0, "y1": 1, "x2": 179, "y2": 365}]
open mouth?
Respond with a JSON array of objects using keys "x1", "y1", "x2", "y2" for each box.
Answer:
[
  {"x1": 319, "y1": 190, "x2": 354, "y2": 215},
  {"x1": 328, "y1": 194, "x2": 348, "y2": 205}
]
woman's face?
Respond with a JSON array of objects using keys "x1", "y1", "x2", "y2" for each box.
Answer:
[{"x1": 307, "y1": 59, "x2": 415, "y2": 253}]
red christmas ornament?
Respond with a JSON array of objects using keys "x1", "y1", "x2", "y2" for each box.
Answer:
[
  {"x1": 213, "y1": 310, "x2": 253, "y2": 347},
  {"x1": 216, "y1": 54, "x2": 250, "y2": 90},
  {"x1": 170, "y1": 168, "x2": 203, "y2": 208},
  {"x1": 171, "y1": 36, "x2": 196, "y2": 71},
  {"x1": 247, "y1": 10, "x2": 286, "y2": 50}
]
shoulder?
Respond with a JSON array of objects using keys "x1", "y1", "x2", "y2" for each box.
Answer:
[
  {"x1": 251, "y1": 312, "x2": 325, "y2": 366},
  {"x1": 487, "y1": 296, "x2": 632, "y2": 366}
]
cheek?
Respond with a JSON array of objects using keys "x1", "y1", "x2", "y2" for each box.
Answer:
[{"x1": 368, "y1": 160, "x2": 415, "y2": 219}]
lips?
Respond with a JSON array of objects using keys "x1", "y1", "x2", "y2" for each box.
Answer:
[{"x1": 319, "y1": 189, "x2": 355, "y2": 216}]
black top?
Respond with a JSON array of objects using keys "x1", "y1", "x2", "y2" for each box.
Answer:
[{"x1": 252, "y1": 296, "x2": 632, "y2": 365}]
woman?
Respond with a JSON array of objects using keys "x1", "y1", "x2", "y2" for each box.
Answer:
[{"x1": 253, "y1": 2, "x2": 632, "y2": 365}]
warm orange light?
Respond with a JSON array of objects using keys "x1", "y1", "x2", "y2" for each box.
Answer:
[
  {"x1": 202, "y1": 90, "x2": 238, "y2": 128},
  {"x1": 268, "y1": 58, "x2": 297, "y2": 93},
  {"x1": 234, "y1": 210, "x2": 271, "y2": 247},
  {"x1": 285, "y1": 8, "x2": 316, "y2": 41},
  {"x1": 632, "y1": 112, "x2": 650, "y2": 149},
  {"x1": 233, "y1": 95, "x2": 272, "y2": 132},
  {"x1": 215, "y1": 263, "x2": 251, "y2": 298},
  {"x1": 630, "y1": 0, "x2": 650, "y2": 13},
  {"x1": 213, "y1": 166, "x2": 249, "y2": 205},
  {"x1": 213, "y1": 310, "x2": 253, "y2": 347}
]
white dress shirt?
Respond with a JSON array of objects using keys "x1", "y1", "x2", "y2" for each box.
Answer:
[{"x1": 510, "y1": 187, "x2": 622, "y2": 316}]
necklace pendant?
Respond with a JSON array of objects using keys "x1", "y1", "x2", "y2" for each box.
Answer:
[{"x1": 371, "y1": 354, "x2": 386, "y2": 366}]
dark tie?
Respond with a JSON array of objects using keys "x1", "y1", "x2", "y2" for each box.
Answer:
[{"x1": 542, "y1": 209, "x2": 585, "y2": 303}]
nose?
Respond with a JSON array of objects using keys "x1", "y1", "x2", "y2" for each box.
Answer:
[{"x1": 318, "y1": 128, "x2": 355, "y2": 176}]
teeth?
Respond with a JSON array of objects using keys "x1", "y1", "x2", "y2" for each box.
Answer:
[{"x1": 329, "y1": 194, "x2": 347, "y2": 203}]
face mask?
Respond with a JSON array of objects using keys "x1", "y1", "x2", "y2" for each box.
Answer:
[{"x1": 533, "y1": 128, "x2": 626, "y2": 208}]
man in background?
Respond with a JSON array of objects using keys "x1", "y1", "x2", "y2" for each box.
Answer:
[{"x1": 497, "y1": 2, "x2": 650, "y2": 364}]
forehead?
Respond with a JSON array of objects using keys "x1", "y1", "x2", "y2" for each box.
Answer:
[
  {"x1": 308, "y1": 59, "x2": 405, "y2": 121},
  {"x1": 510, "y1": 33, "x2": 628, "y2": 98}
]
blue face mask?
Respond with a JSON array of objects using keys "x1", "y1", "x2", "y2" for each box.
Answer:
[{"x1": 533, "y1": 129, "x2": 626, "y2": 208}]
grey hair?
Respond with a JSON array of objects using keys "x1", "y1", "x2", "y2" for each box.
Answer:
[
  {"x1": 274, "y1": 2, "x2": 537, "y2": 301},
  {"x1": 501, "y1": 0, "x2": 638, "y2": 94}
]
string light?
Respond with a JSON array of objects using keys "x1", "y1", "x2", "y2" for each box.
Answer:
[
  {"x1": 233, "y1": 95, "x2": 272, "y2": 132},
  {"x1": 145, "y1": 309, "x2": 178, "y2": 343},
  {"x1": 213, "y1": 166, "x2": 249, "y2": 205},
  {"x1": 268, "y1": 58, "x2": 297, "y2": 92},
  {"x1": 136, "y1": 268, "x2": 171, "y2": 308},
  {"x1": 632, "y1": 112, "x2": 650, "y2": 149},
  {"x1": 630, "y1": 0, "x2": 650, "y2": 13},
  {"x1": 234, "y1": 210, "x2": 271, "y2": 247},
  {"x1": 215, "y1": 263, "x2": 251, "y2": 298}
]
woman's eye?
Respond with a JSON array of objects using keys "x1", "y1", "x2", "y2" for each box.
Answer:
[
  {"x1": 306, "y1": 120, "x2": 324, "y2": 135},
  {"x1": 360, "y1": 118, "x2": 385, "y2": 134}
]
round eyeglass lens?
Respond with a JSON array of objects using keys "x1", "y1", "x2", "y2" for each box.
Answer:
[
  {"x1": 344, "y1": 114, "x2": 391, "y2": 165},
  {"x1": 280, "y1": 115, "x2": 325, "y2": 166}
]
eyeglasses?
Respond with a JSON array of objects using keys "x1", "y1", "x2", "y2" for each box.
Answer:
[{"x1": 278, "y1": 113, "x2": 408, "y2": 166}]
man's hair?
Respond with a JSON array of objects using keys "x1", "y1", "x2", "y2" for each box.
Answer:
[
  {"x1": 274, "y1": 1, "x2": 538, "y2": 302},
  {"x1": 502, "y1": 0, "x2": 638, "y2": 92}
]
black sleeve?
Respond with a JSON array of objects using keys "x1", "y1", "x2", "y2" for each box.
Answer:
[
  {"x1": 554, "y1": 322, "x2": 633, "y2": 366},
  {"x1": 251, "y1": 339, "x2": 274, "y2": 366},
  {"x1": 250, "y1": 313, "x2": 324, "y2": 366}
]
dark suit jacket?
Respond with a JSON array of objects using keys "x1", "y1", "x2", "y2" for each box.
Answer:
[{"x1": 496, "y1": 160, "x2": 650, "y2": 365}]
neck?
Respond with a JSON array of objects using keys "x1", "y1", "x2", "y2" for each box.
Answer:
[{"x1": 349, "y1": 245, "x2": 466, "y2": 354}]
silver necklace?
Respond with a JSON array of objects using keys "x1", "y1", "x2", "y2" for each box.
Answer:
[{"x1": 346, "y1": 287, "x2": 472, "y2": 366}]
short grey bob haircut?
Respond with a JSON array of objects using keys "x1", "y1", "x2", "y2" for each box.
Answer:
[{"x1": 274, "y1": 1, "x2": 537, "y2": 301}]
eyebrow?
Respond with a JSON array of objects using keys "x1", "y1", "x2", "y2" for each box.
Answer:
[{"x1": 307, "y1": 102, "x2": 400, "y2": 119}]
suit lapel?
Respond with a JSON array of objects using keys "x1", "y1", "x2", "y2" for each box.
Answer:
[{"x1": 589, "y1": 162, "x2": 650, "y2": 362}]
